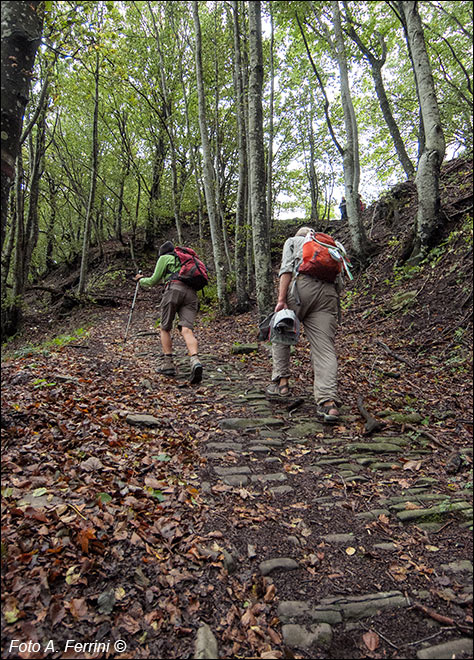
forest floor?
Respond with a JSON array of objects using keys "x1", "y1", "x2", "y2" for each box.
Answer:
[{"x1": 1, "y1": 157, "x2": 473, "y2": 659}]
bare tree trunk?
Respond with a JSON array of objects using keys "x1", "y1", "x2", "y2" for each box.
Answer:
[
  {"x1": 344, "y1": 4, "x2": 415, "y2": 179},
  {"x1": 398, "y1": 1, "x2": 446, "y2": 261},
  {"x1": 248, "y1": 1, "x2": 273, "y2": 318},
  {"x1": 306, "y1": 93, "x2": 319, "y2": 225},
  {"x1": 145, "y1": 135, "x2": 166, "y2": 251},
  {"x1": 22, "y1": 105, "x2": 46, "y2": 285},
  {"x1": 78, "y1": 48, "x2": 100, "y2": 295},
  {"x1": 45, "y1": 174, "x2": 57, "y2": 270},
  {"x1": 242, "y1": 25, "x2": 254, "y2": 294},
  {"x1": 1, "y1": 0, "x2": 44, "y2": 253},
  {"x1": 4, "y1": 77, "x2": 47, "y2": 337},
  {"x1": 1, "y1": 195, "x2": 16, "y2": 293},
  {"x1": 332, "y1": 0, "x2": 370, "y2": 265},
  {"x1": 232, "y1": 1, "x2": 250, "y2": 312},
  {"x1": 213, "y1": 6, "x2": 232, "y2": 272},
  {"x1": 266, "y1": 4, "x2": 274, "y2": 232},
  {"x1": 192, "y1": 0, "x2": 229, "y2": 314}
]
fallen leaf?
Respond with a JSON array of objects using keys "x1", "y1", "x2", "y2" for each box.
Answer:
[
  {"x1": 403, "y1": 460, "x2": 422, "y2": 471},
  {"x1": 264, "y1": 584, "x2": 276, "y2": 602},
  {"x1": 32, "y1": 487, "x2": 48, "y2": 497},
  {"x1": 67, "y1": 598, "x2": 89, "y2": 619},
  {"x1": 145, "y1": 476, "x2": 163, "y2": 489},
  {"x1": 363, "y1": 630, "x2": 380, "y2": 651},
  {"x1": 388, "y1": 564, "x2": 408, "y2": 582},
  {"x1": 97, "y1": 589, "x2": 116, "y2": 615},
  {"x1": 241, "y1": 609, "x2": 256, "y2": 627},
  {"x1": 77, "y1": 528, "x2": 95, "y2": 554},
  {"x1": 65, "y1": 565, "x2": 81, "y2": 585},
  {"x1": 80, "y1": 456, "x2": 103, "y2": 472},
  {"x1": 4, "y1": 598, "x2": 21, "y2": 624},
  {"x1": 115, "y1": 586, "x2": 126, "y2": 601}
]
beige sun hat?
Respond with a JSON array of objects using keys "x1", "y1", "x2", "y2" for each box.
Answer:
[{"x1": 295, "y1": 226, "x2": 312, "y2": 237}]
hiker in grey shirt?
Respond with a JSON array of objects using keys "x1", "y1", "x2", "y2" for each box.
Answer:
[{"x1": 266, "y1": 226, "x2": 342, "y2": 422}]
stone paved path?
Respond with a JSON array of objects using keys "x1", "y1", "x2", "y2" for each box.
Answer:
[{"x1": 168, "y1": 352, "x2": 473, "y2": 660}]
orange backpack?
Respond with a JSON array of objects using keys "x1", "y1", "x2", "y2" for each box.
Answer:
[{"x1": 298, "y1": 231, "x2": 352, "y2": 282}]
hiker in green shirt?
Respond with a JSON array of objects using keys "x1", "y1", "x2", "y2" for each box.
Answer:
[{"x1": 135, "y1": 241, "x2": 203, "y2": 384}]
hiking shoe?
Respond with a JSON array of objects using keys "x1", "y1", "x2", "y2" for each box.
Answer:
[
  {"x1": 156, "y1": 366, "x2": 176, "y2": 376},
  {"x1": 156, "y1": 355, "x2": 176, "y2": 377},
  {"x1": 316, "y1": 401, "x2": 340, "y2": 423},
  {"x1": 189, "y1": 361, "x2": 203, "y2": 384},
  {"x1": 266, "y1": 382, "x2": 291, "y2": 398}
]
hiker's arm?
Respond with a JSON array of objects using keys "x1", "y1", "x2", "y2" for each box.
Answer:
[
  {"x1": 275, "y1": 272, "x2": 292, "y2": 312},
  {"x1": 139, "y1": 255, "x2": 176, "y2": 288}
]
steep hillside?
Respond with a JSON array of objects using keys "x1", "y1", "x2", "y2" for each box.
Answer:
[{"x1": 333, "y1": 156, "x2": 473, "y2": 421}]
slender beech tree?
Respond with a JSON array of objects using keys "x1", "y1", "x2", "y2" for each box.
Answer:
[
  {"x1": 192, "y1": 0, "x2": 229, "y2": 314},
  {"x1": 248, "y1": 0, "x2": 273, "y2": 317},
  {"x1": 296, "y1": 6, "x2": 371, "y2": 263},
  {"x1": 266, "y1": 3, "x2": 275, "y2": 232},
  {"x1": 397, "y1": 1, "x2": 446, "y2": 260},
  {"x1": 78, "y1": 45, "x2": 100, "y2": 295},
  {"x1": 331, "y1": 0, "x2": 370, "y2": 264},
  {"x1": 231, "y1": 0, "x2": 250, "y2": 311}
]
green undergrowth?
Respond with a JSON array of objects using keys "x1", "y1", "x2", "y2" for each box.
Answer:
[{"x1": 2, "y1": 326, "x2": 90, "y2": 360}]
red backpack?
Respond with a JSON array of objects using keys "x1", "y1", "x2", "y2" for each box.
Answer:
[
  {"x1": 298, "y1": 231, "x2": 352, "y2": 282},
  {"x1": 170, "y1": 246, "x2": 209, "y2": 291}
]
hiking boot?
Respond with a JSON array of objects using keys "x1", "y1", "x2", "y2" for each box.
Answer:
[
  {"x1": 316, "y1": 401, "x2": 340, "y2": 423},
  {"x1": 189, "y1": 355, "x2": 203, "y2": 384},
  {"x1": 156, "y1": 355, "x2": 176, "y2": 376}
]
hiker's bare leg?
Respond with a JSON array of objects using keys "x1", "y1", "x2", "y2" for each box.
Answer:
[
  {"x1": 160, "y1": 329, "x2": 173, "y2": 354},
  {"x1": 181, "y1": 326, "x2": 198, "y2": 356},
  {"x1": 182, "y1": 326, "x2": 203, "y2": 383}
]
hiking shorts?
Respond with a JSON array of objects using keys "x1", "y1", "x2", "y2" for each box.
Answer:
[{"x1": 160, "y1": 281, "x2": 198, "y2": 331}]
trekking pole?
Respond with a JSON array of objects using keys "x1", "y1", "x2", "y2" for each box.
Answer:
[{"x1": 117, "y1": 271, "x2": 141, "y2": 367}]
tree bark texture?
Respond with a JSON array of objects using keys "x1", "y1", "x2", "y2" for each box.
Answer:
[
  {"x1": 248, "y1": 1, "x2": 273, "y2": 318},
  {"x1": 78, "y1": 48, "x2": 100, "y2": 295},
  {"x1": 1, "y1": 0, "x2": 44, "y2": 253},
  {"x1": 232, "y1": 1, "x2": 250, "y2": 312},
  {"x1": 399, "y1": 1, "x2": 446, "y2": 258},
  {"x1": 145, "y1": 136, "x2": 166, "y2": 251},
  {"x1": 332, "y1": 0, "x2": 370, "y2": 265}
]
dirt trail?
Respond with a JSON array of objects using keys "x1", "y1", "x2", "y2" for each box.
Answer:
[{"x1": 2, "y1": 268, "x2": 473, "y2": 659}]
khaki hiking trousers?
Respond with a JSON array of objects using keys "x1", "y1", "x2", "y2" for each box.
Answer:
[{"x1": 271, "y1": 274, "x2": 340, "y2": 405}]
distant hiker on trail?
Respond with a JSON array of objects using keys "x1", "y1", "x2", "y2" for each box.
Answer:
[
  {"x1": 358, "y1": 194, "x2": 365, "y2": 213},
  {"x1": 135, "y1": 240, "x2": 208, "y2": 384},
  {"x1": 339, "y1": 197, "x2": 347, "y2": 220},
  {"x1": 265, "y1": 227, "x2": 351, "y2": 423}
]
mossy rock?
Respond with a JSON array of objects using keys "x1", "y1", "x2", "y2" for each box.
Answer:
[
  {"x1": 388, "y1": 412, "x2": 423, "y2": 424},
  {"x1": 231, "y1": 343, "x2": 259, "y2": 355}
]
